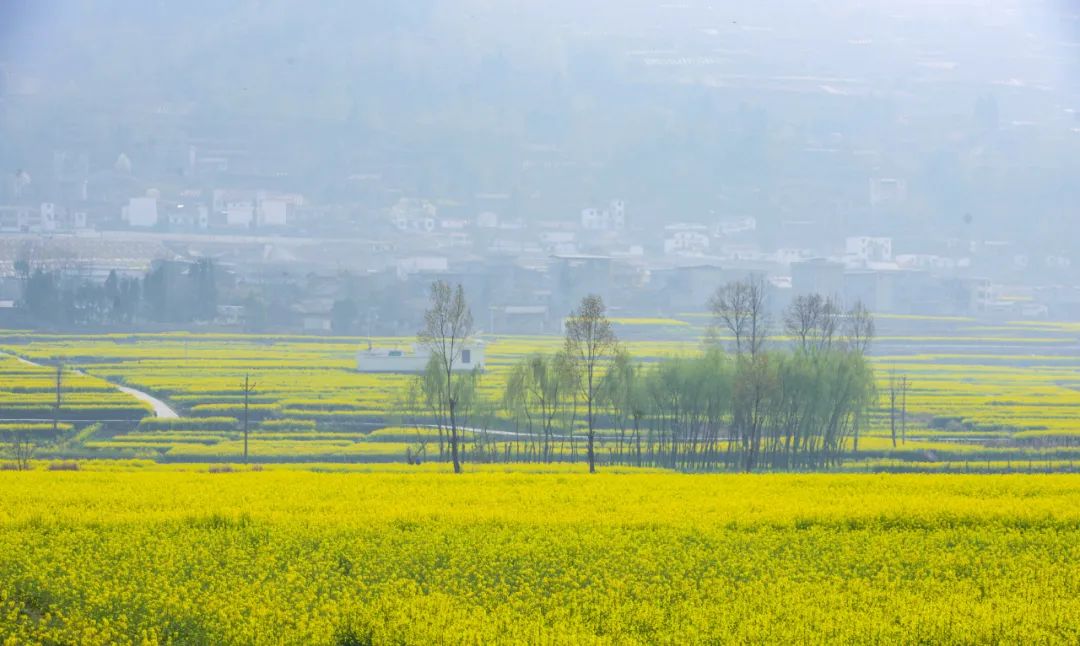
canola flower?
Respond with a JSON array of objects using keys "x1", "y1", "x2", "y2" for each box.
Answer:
[
  {"x1": 4, "y1": 321, "x2": 1080, "y2": 466},
  {"x1": 0, "y1": 470, "x2": 1078, "y2": 644}
]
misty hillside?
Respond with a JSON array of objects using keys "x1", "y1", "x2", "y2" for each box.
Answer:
[{"x1": 2, "y1": 0, "x2": 1080, "y2": 243}]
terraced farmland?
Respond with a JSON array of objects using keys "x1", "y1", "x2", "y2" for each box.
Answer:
[{"x1": 0, "y1": 313, "x2": 1078, "y2": 470}]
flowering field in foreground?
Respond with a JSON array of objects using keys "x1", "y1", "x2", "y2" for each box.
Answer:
[{"x1": 0, "y1": 470, "x2": 1078, "y2": 644}]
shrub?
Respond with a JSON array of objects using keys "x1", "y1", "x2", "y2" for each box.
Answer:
[{"x1": 47, "y1": 461, "x2": 80, "y2": 471}]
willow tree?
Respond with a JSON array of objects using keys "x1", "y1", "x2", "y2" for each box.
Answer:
[
  {"x1": 418, "y1": 280, "x2": 473, "y2": 474},
  {"x1": 598, "y1": 347, "x2": 641, "y2": 464},
  {"x1": 564, "y1": 294, "x2": 618, "y2": 473},
  {"x1": 503, "y1": 351, "x2": 576, "y2": 462}
]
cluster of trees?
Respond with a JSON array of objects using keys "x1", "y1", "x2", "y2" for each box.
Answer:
[
  {"x1": 16, "y1": 260, "x2": 218, "y2": 327},
  {"x1": 412, "y1": 278, "x2": 878, "y2": 473},
  {"x1": 408, "y1": 282, "x2": 617, "y2": 474}
]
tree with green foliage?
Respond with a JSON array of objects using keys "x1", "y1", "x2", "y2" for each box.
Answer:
[{"x1": 504, "y1": 351, "x2": 577, "y2": 463}]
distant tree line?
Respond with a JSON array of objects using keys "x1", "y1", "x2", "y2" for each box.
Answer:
[
  {"x1": 15, "y1": 259, "x2": 218, "y2": 327},
  {"x1": 412, "y1": 278, "x2": 877, "y2": 473}
]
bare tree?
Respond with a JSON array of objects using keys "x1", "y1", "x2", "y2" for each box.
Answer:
[
  {"x1": 784, "y1": 294, "x2": 819, "y2": 351},
  {"x1": 786, "y1": 294, "x2": 844, "y2": 353},
  {"x1": 842, "y1": 301, "x2": 875, "y2": 354},
  {"x1": 418, "y1": 280, "x2": 474, "y2": 474},
  {"x1": 4, "y1": 429, "x2": 36, "y2": 471},
  {"x1": 564, "y1": 294, "x2": 618, "y2": 474},
  {"x1": 3, "y1": 425, "x2": 62, "y2": 471},
  {"x1": 709, "y1": 275, "x2": 769, "y2": 357}
]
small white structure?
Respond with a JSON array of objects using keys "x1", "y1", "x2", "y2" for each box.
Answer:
[
  {"x1": 869, "y1": 178, "x2": 908, "y2": 207},
  {"x1": 846, "y1": 236, "x2": 893, "y2": 263},
  {"x1": 357, "y1": 343, "x2": 485, "y2": 373},
  {"x1": 895, "y1": 254, "x2": 956, "y2": 270},
  {"x1": 715, "y1": 216, "x2": 757, "y2": 237},
  {"x1": 396, "y1": 256, "x2": 448, "y2": 279},
  {"x1": 123, "y1": 196, "x2": 159, "y2": 227},
  {"x1": 212, "y1": 189, "x2": 303, "y2": 228},
  {"x1": 40, "y1": 203, "x2": 57, "y2": 231},
  {"x1": 392, "y1": 198, "x2": 438, "y2": 232},
  {"x1": 541, "y1": 231, "x2": 577, "y2": 255},
  {"x1": 581, "y1": 199, "x2": 626, "y2": 231},
  {"x1": 664, "y1": 224, "x2": 710, "y2": 254},
  {"x1": 224, "y1": 199, "x2": 255, "y2": 227},
  {"x1": 258, "y1": 199, "x2": 289, "y2": 227}
]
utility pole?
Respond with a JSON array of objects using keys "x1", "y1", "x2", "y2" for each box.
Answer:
[{"x1": 241, "y1": 373, "x2": 256, "y2": 463}]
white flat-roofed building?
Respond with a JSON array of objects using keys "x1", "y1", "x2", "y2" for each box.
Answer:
[
  {"x1": 846, "y1": 236, "x2": 893, "y2": 264},
  {"x1": 124, "y1": 196, "x2": 158, "y2": 227},
  {"x1": 356, "y1": 343, "x2": 485, "y2": 373}
]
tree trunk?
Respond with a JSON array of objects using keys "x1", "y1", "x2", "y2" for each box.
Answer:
[
  {"x1": 586, "y1": 396, "x2": 595, "y2": 473},
  {"x1": 449, "y1": 398, "x2": 461, "y2": 474}
]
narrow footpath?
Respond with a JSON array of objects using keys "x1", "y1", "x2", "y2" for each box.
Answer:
[{"x1": 3, "y1": 352, "x2": 179, "y2": 419}]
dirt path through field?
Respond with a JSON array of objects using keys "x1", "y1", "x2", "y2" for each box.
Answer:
[{"x1": 2, "y1": 352, "x2": 179, "y2": 419}]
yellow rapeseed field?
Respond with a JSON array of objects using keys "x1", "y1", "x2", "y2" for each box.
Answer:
[{"x1": 0, "y1": 470, "x2": 1078, "y2": 644}]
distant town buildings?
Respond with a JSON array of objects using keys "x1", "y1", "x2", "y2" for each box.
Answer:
[
  {"x1": 664, "y1": 224, "x2": 711, "y2": 255},
  {"x1": 581, "y1": 200, "x2": 626, "y2": 231},
  {"x1": 845, "y1": 237, "x2": 893, "y2": 264}
]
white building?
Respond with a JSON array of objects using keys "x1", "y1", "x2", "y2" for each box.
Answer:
[
  {"x1": 772, "y1": 248, "x2": 810, "y2": 265},
  {"x1": 123, "y1": 196, "x2": 158, "y2": 227},
  {"x1": 581, "y1": 199, "x2": 626, "y2": 231},
  {"x1": 165, "y1": 204, "x2": 209, "y2": 229},
  {"x1": 869, "y1": 178, "x2": 908, "y2": 208},
  {"x1": 540, "y1": 231, "x2": 577, "y2": 255},
  {"x1": 258, "y1": 199, "x2": 288, "y2": 227},
  {"x1": 396, "y1": 256, "x2": 448, "y2": 279},
  {"x1": 663, "y1": 224, "x2": 711, "y2": 254},
  {"x1": 439, "y1": 218, "x2": 468, "y2": 230},
  {"x1": 715, "y1": 216, "x2": 757, "y2": 236},
  {"x1": 357, "y1": 343, "x2": 485, "y2": 373},
  {"x1": 895, "y1": 254, "x2": 957, "y2": 270},
  {"x1": 392, "y1": 198, "x2": 438, "y2": 232},
  {"x1": 845, "y1": 237, "x2": 893, "y2": 263},
  {"x1": 224, "y1": 200, "x2": 255, "y2": 227},
  {"x1": 212, "y1": 189, "x2": 303, "y2": 228},
  {"x1": 40, "y1": 203, "x2": 57, "y2": 231}
]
